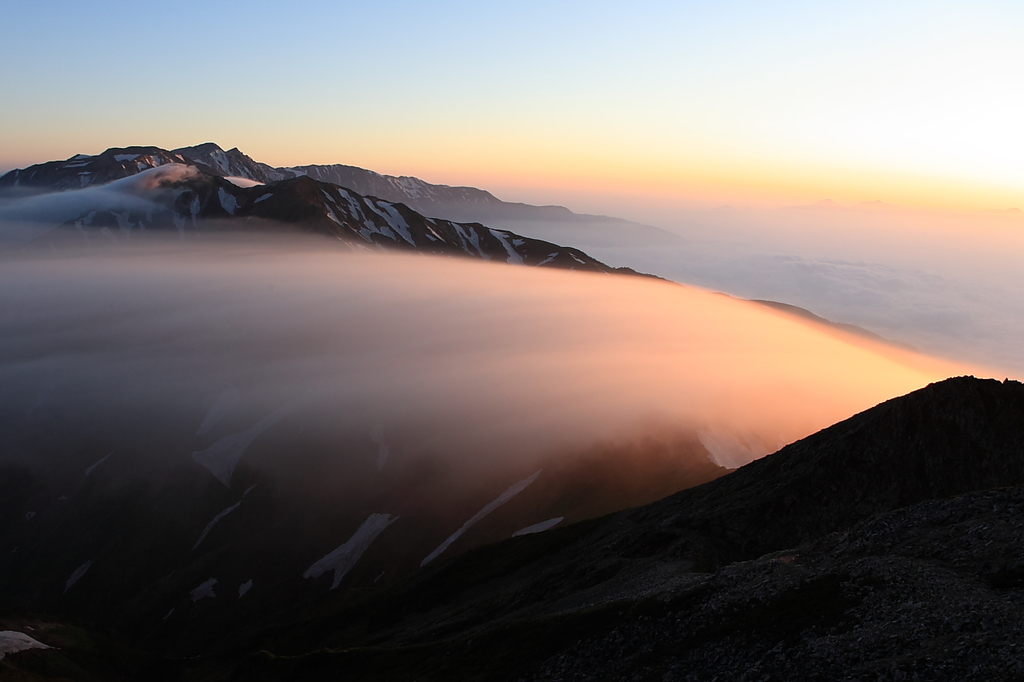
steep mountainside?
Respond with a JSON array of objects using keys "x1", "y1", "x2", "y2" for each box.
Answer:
[
  {"x1": 3, "y1": 377, "x2": 1024, "y2": 681},
  {"x1": 0, "y1": 154, "x2": 632, "y2": 274},
  {"x1": 170, "y1": 143, "x2": 658, "y2": 228},
  {"x1": 173, "y1": 143, "x2": 290, "y2": 185},
  {"x1": 0, "y1": 147, "x2": 189, "y2": 191}
]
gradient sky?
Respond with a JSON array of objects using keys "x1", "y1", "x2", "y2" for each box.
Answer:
[{"x1": 1, "y1": 0, "x2": 1022, "y2": 212}]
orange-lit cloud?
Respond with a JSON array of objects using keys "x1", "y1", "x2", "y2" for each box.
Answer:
[{"x1": 0, "y1": 238, "x2": 969, "y2": 472}]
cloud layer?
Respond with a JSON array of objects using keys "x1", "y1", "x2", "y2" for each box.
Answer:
[
  {"x1": 0, "y1": 235, "x2": 965, "y2": 479},
  {"x1": 562, "y1": 204, "x2": 1024, "y2": 378}
]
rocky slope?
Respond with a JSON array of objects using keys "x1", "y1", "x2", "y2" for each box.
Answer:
[
  {"x1": 520, "y1": 482, "x2": 1024, "y2": 682},
  {"x1": 0, "y1": 147, "x2": 189, "y2": 191},
  {"x1": 0, "y1": 152, "x2": 632, "y2": 274},
  {"x1": 171, "y1": 143, "x2": 662, "y2": 229},
  {"x1": 2, "y1": 143, "x2": 667, "y2": 238},
  {"x1": 218, "y1": 377, "x2": 1024, "y2": 682},
  {"x1": 3, "y1": 377, "x2": 1023, "y2": 681}
]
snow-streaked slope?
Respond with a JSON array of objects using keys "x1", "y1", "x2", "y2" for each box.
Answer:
[{"x1": 1, "y1": 162, "x2": 623, "y2": 274}]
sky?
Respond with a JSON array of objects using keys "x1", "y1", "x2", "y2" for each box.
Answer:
[{"x1": 1, "y1": 0, "x2": 1022, "y2": 213}]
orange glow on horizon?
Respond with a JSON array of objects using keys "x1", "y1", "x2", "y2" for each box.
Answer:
[
  {"x1": 3, "y1": 130, "x2": 1021, "y2": 216},
  {"x1": 247, "y1": 136, "x2": 1024, "y2": 214}
]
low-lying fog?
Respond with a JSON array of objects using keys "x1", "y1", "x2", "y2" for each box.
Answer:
[
  {"x1": 0, "y1": 234, "x2": 965, "y2": 477},
  {"x1": 504, "y1": 203, "x2": 1024, "y2": 378}
]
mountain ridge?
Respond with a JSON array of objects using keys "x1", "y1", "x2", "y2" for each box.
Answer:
[
  {"x1": 0, "y1": 153, "x2": 633, "y2": 275},
  {"x1": 0, "y1": 143, "x2": 909, "y2": 349},
  {"x1": 173, "y1": 142, "x2": 649, "y2": 226},
  {"x1": 4, "y1": 377, "x2": 1024, "y2": 681},
  {"x1": 0, "y1": 142, "x2": 656, "y2": 231}
]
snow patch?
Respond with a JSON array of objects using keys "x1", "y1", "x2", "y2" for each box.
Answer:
[
  {"x1": 423, "y1": 219, "x2": 443, "y2": 241},
  {"x1": 304, "y1": 513, "x2": 397, "y2": 589},
  {"x1": 114, "y1": 154, "x2": 140, "y2": 162},
  {"x1": 191, "y1": 403, "x2": 293, "y2": 487},
  {"x1": 64, "y1": 560, "x2": 92, "y2": 594},
  {"x1": 421, "y1": 470, "x2": 542, "y2": 566},
  {"x1": 192, "y1": 485, "x2": 257, "y2": 551},
  {"x1": 375, "y1": 202, "x2": 415, "y2": 245},
  {"x1": 513, "y1": 517, "x2": 564, "y2": 537},
  {"x1": 254, "y1": 192, "x2": 273, "y2": 203},
  {"x1": 218, "y1": 187, "x2": 238, "y2": 215},
  {"x1": 453, "y1": 223, "x2": 486, "y2": 258},
  {"x1": 325, "y1": 205, "x2": 344, "y2": 226},
  {"x1": 85, "y1": 451, "x2": 112, "y2": 476},
  {"x1": 0, "y1": 631, "x2": 52, "y2": 661},
  {"x1": 538, "y1": 252, "x2": 559, "y2": 266},
  {"x1": 24, "y1": 511, "x2": 35, "y2": 521},
  {"x1": 238, "y1": 580, "x2": 253, "y2": 597},
  {"x1": 489, "y1": 229, "x2": 524, "y2": 264},
  {"x1": 191, "y1": 578, "x2": 217, "y2": 602}
]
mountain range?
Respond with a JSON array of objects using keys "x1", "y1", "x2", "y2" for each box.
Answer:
[
  {"x1": 2, "y1": 144, "x2": 1018, "y2": 681},
  {"x1": 0, "y1": 143, "x2": 903, "y2": 347},
  {"x1": 2, "y1": 142, "x2": 600, "y2": 224},
  {"x1": 173, "y1": 143, "x2": 616, "y2": 225},
  {"x1": 0, "y1": 145, "x2": 640, "y2": 275}
]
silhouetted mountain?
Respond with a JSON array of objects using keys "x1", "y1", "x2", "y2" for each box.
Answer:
[{"x1": 3, "y1": 377, "x2": 1024, "y2": 680}]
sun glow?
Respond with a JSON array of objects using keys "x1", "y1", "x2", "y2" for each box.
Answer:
[{"x1": 3, "y1": 3, "x2": 1022, "y2": 214}]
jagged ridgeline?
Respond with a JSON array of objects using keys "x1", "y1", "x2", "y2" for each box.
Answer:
[{"x1": 0, "y1": 144, "x2": 643, "y2": 273}]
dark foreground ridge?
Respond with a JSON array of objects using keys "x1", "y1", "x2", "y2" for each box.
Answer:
[{"x1": 2, "y1": 376, "x2": 1024, "y2": 680}]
